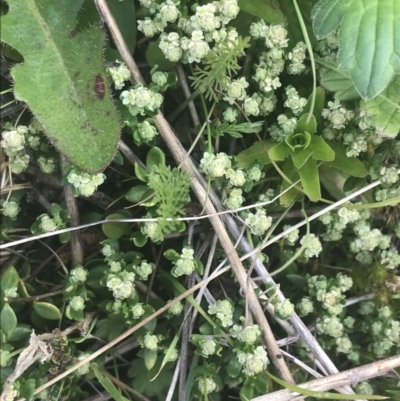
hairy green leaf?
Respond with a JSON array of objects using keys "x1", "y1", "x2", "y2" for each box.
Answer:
[
  {"x1": 1, "y1": 0, "x2": 120, "y2": 172},
  {"x1": 362, "y1": 75, "x2": 400, "y2": 138},
  {"x1": 319, "y1": 67, "x2": 360, "y2": 100},
  {"x1": 312, "y1": 0, "x2": 400, "y2": 99},
  {"x1": 309, "y1": 136, "x2": 335, "y2": 161}
]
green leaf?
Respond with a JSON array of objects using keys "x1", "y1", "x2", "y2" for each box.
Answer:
[
  {"x1": 146, "y1": 147, "x2": 166, "y2": 173},
  {"x1": 309, "y1": 136, "x2": 335, "y2": 161},
  {"x1": 296, "y1": 114, "x2": 317, "y2": 135},
  {"x1": 8, "y1": 324, "x2": 32, "y2": 342},
  {"x1": 291, "y1": 147, "x2": 313, "y2": 169},
  {"x1": 362, "y1": 75, "x2": 400, "y2": 138},
  {"x1": 33, "y1": 302, "x2": 62, "y2": 320},
  {"x1": 298, "y1": 157, "x2": 321, "y2": 201},
  {"x1": 240, "y1": 382, "x2": 254, "y2": 401},
  {"x1": 265, "y1": 370, "x2": 387, "y2": 400},
  {"x1": 135, "y1": 164, "x2": 149, "y2": 182},
  {"x1": 280, "y1": 159, "x2": 300, "y2": 207},
  {"x1": 1, "y1": 0, "x2": 120, "y2": 172},
  {"x1": 238, "y1": 0, "x2": 286, "y2": 24},
  {"x1": 269, "y1": 141, "x2": 292, "y2": 161},
  {"x1": 0, "y1": 304, "x2": 17, "y2": 338},
  {"x1": 313, "y1": 0, "x2": 400, "y2": 99},
  {"x1": 146, "y1": 41, "x2": 176, "y2": 70},
  {"x1": 236, "y1": 140, "x2": 275, "y2": 168},
  {"x1": 319, "y1": 66, "x2": 360, "y2": 100},
  {"x1": 1, "y1": 266, "x2": 19, "y2": 294},
  {"x1": 325, "y1": 140, "x2": 367, "y2": 177},
  {"x1": 92, "y1": 363, "x2": 130, "y2": 401},
  {"x1": 144, "y1": 349, "x2": 158, "y2": 371},
  {"x1": 303, "y1": 87, "x2": 325, "y2": 124},
  {"x1": 102, "y1": 213, "x2": 130, "y2": 240}
]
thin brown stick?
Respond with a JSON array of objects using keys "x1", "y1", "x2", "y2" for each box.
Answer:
[
  {"x1": 252, "y1": 354, "x2": 400, "y2": 401},
  {"x1": 61, "y1": 155, "x2": 84, "y2": 267},
  {"x1": 94, "y1": 0, "x2": 294, "y2": 383},
  {"x1": 8, "y1": 289, "x2": 64, "y2": 303}
]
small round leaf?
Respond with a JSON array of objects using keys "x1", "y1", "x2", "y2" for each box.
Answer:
[{"x1": 0, "y1": 303, "x2": 17, "y2": 338}]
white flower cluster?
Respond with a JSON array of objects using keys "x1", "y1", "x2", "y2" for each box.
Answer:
[
  {"x1": 1, "y1": 200, "x2": 20, "y2": 220},
  {"x1": 274, "y1": 299, "x2": 295, "y2": 320},
  {"x1": 253, "y1": 51, "x2": 284, "y2": 94},
  {"x1": 172, "y1": 247, "x2": 196, "y2": 277},
  {"x1": 283, "y1": 225, "x2": 300, "y2": 246},
  {"x1": 319, "y1": 206, "x2": 362, "y2": 242},
  {"x1": 66, "y1": 167, "x2": 106, "y2": 197},
  {"x1": 106, "y1": 267, "x2": 137, "y2": 300},
  {"x1": 121, "y1": 84, "x2": 163, "y2": 116},
  {"x1": 245, "y1": 209, "x2": 272, "y2": 236},
  {"x1": 144, "y1": 333, "x2": 159, "y2": 351},
  {"x1": 199, "y1": 338, "x2": 217, "y2": 357},
  {"x1": 1, "y1": 125, "x2": 30, "y2": 174},
  {"x1": 284, "y1": 86, "x2": 307, "y2": 115},
  {"x1": 37, "y1": 156, "x2": 56, "y2": 174},
  {"x1": 287, "y1": 42, "x2": 307, "y2": 75},
  {"x1": 38, "y1": 213, "x2": 65, "y2": 233},
  {"x1": 70, "y1": 265, "x2": 88, "y2": 283},
  {"x1": 277, "y1": 114, "x2": 298, "y2": 135},
  {"x1": 142, "y1": 221, "x2": 164, "y2": 243},
  {"x1": 379, "y1": 166, "x2": 399, "y2": 187},
  {"x1": 208, "y1": 299, "x2": 234, "y2": 327},
  {"x1": 70, "y1": 295, "x2": 85, "y2": 311},
  {"x1": 107, "y1": 61, "x2": 131, "y2": 90},
  {"x1": 300, "y1": 233, "x2": 322, "y2": 258},
  {"x1": 322, "y1": 99, "x2": 354, "y2": 129},
  {"x1": 223, "y1": 188, "x2": 244, "y2": 210},
  {"x1": 198, "y1": 377, "x2": 217, "y2": 395},
  {"x1": 237, "y1": 346, "x2": 269, "y2": 376},
  {"x1": 134, "y1": 260, "x2": 154, "y2": 280},
  {"x1": 231, "y1": 324, "x2": 261, "y2": 345},
  {"x1": 199, "y1": 151, "x2": 231, "y2": 179},
  {"x1": 358, "y1": 303, "x2": 400, "y2": 358},
  {"x1": 222, "y1": 77, "x2": 248, "y2": 104}
]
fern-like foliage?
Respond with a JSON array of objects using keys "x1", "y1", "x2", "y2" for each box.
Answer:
[
  {"x1": 210, "y1": 120, "x2": 264, "y2": 138},
  {"x1": 191, "y1": 36, "x2": 250, "y2": 100},
  {"x1": 147, "y1": 164, "x2": 191, "y2": 236}
]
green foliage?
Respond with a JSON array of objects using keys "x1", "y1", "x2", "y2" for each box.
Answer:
[
  {"x1": 1, "y1": 0, "x2": 120, "y2": 172},
  {"x1": 191, "y1": 36, "x2": 250, "y2": 100},
  {"x1": 362, "y1": 75, "x2": 400, "y2": 138},
  {"x1": 0, "y1": 304, "x2": 17, "y2": 338},
  {"x1": 238, "y1": 0, "x2": 286, "y2": 24},
  {"x1": 102, "y1": 212, "x2": 131, "y2": 240},
  {"x1": 1, "y1": 266, "x2": 19, "y2": 296},
  {"x1": 312, "y1": 0, "x2": 400, "y2": 99},
  {"x1": 33, "y1": 302, "x2": 62, "y2": 320}
]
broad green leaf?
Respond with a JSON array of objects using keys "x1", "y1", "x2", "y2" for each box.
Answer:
[
  {"x1": 144, "y1": 349, "x2": 158, "y2": 371},
  {"x1": 33, "y1": 302, "x2": 62, "y2": 320},
  {"x1": 1, "y1": 0, "x2": 120, "y2": 172},
  {"x1": 269, "y1": 142, "x2": 292, "y2": 161},
  {"x1": 102, "y1": 213, "x2": 130, "y2": 240},
  {"x1": 313, "y1": 0, "x2": 400, "y2": 99},
  {"x1": 298, "y1": 157, "x2": 320, "y2": 201},
  {"x1": 291, "y1": 148, "x2": 313, "y2": 169},
  {"x1": 309, "y1": 136, "x2": 335, "y2": 161},
  {"x1": 296, "y1": 114, "x2": 317, "y2": 135},
  {"x1": 235, "y1": 140, "x2": 275, "y2": 168},
  {"x1": 280, "y1": 159, "x2": 300, "y2": 207},
  {"x1": 238, "y1": 0, "x2": 286, "y2": 25},
  {"x1": 8, "y1": 324, "x2": 32, "y2": 342},
  {"x1": 325, "y1": 140, "x2": 367, "y2": 177},
  {"x1": 1, "y1": 266, "x2": 19, "y2": 295},
  {"x1": 319, "y1": 67, "x2": 360, "y2": 100},
  {"x1": 362, "y1": 75, "x2": 400, "y2": 138},
  {"x1": 92, "y1": 363, "x2": 130, "y2": 401},
  {"x1": 146, "y1": 147, "x2": 166, "y2": 173},
  {"x1": 303, "y1": 87, "x2": 325, "y2": 124},
  {"x1": 0, "y1": 304, "x2": 17, "y2": 338},
  {"x1": 265, "y1": 370, "x2": 387, "y2": 400}
]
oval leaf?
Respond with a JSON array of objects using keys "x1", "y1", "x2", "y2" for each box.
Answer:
[
  {"x1": 1, "y1": 266, "x2": 19, "y2": 294},
  {"x1": 0, "y1": 304, "x2": 18, "y2": 338},
  {"x1": 33, "y1": 302, "x2": 62, "y2": 320},
  {"x1": 102, "y1": 213, "x2": 130, "y2": 240},
  {"x1": 1, "y1": 0, "x2": 120, "y2": 172},
  {"x1": 144, "y1": 349, "x2": 158, "y2": 371},
  {"x1": 238, "y1": 0, "x2": 286, "y2": 24},
  {"x1": 296, "y1": 114, "x2": 317, "y2": 135},
  {"x1": 313, "y1": 0, "x2": 400, "y2": 99}
]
